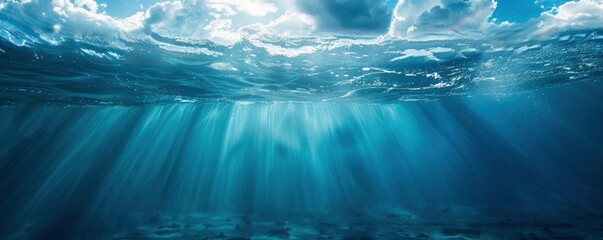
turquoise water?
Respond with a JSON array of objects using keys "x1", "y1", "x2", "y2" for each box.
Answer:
[
  {"x1": 2, "y1": 6, "x2": 603, "y2": 238},
  {"x1": 2, "y1": 83, "x2": 603, "y2": 238}
]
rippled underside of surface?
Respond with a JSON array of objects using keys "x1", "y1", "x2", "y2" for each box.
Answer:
[{"x1": 1, "y1": 29, "x2": 602, "y2": 104}]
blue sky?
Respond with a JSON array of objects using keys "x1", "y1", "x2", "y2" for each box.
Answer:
[
  {"x1": 492, "y1": 0, "x2": 571, "y2": 22},
  {"x1": 102, "y1": 0, "x2": 157, "y2": 17}
]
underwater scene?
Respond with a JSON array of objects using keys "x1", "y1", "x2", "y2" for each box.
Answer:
[{"x1": 1, "y1": 0, "x2": 603, "y2": 239}]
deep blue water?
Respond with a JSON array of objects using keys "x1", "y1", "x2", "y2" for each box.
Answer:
[{"x1": 1, "y1": 12, "x2": 603, "y2": 239}]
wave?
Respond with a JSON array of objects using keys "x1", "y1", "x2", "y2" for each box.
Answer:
[{"x1": 1, "y1": 2, "x2": 603, "y2": 105}]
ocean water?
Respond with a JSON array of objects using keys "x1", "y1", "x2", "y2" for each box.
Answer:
[{"x1": 2, "y1": 11, "x2": 603, "y2": 239}]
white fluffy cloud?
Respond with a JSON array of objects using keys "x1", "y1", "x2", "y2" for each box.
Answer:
[
  {"x1": 534, "y1": 0, "x2": 603, "y2": 36},
  {"x1": 388, "y1": 0, "x2": 497, "y2": 38},
  {"x1": 489, "y1": 0, "x2": 603, "y2": 40},
  {"x1": 255, "y1": 10, "x2": 316, "y2": 37},
  {"x1": 142, "y1": 1, "x2": 201, "y2": 34},
  {"x1": 0, "y1": 0, "x2": 289, "y2": 45},
  {"x1": 138, "y1": 0, "x2": 311, "y2": 45},
  {"x1": 389, "y1": 0, "x2": 441, "y2": 37},
  {"x1": 389, "y1": 0, "x2": 603, "y2": 40},
  {"x1": 0, "y1": 0, "x2": 143, "y2": 40},
  {"x1": 52, "y1": 0, "x2": 143, "y2": 31}
]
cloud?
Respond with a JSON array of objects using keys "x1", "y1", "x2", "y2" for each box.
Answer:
[
  {"x1": 389, "y1": 0, "x2": 441, "y2": 37},
  {"x1": 138, "y1": 0, "x2": 307, "y2": 45},
  {"x1": 2, "y1": 0, "x2": 603, "y2": 52},
  {"x1": 535, "y1": 0, "x2": 603, "y2": 35},
  {"x1": 0, "y1": 0, "x2": 286, "y2": 47},
  {"x1": 415, "y1": 0, "x2": 496, "y2": 34},
  {"x1": 489, "y1": 0, "x2": 603, "y2": 40},
  {"x1": 388, "y1": 0, "x2": 496, "y2": 38},
  {"x1": 142, "y1": 0, "x2": 204, "y2": 35},
  {"x1": 297, "y1": 0, "x2": 391, "y2": 33},
  {"x1": 0, "y1": 0, "x2": 143, "y2": 44},
  {"x1": 51, "y1": 0, "x2": 144, "y2": 32},
  {"x1": 206, "y1": 0, "x2": 278, "y2": 17},
  {"x1": 261, "y1": 10, "x2": 316, "y2": 36}
]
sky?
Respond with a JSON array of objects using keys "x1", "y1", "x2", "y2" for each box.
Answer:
[
  {"x1": 102, "y1": 0, "x2": 161, "y2": 17},
  {"x1": 99, "y1": 0, "x2": 571, "y2": 23},
  {"x1": 1, "y1": 0, "x2": 602, "y2": 46}
]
